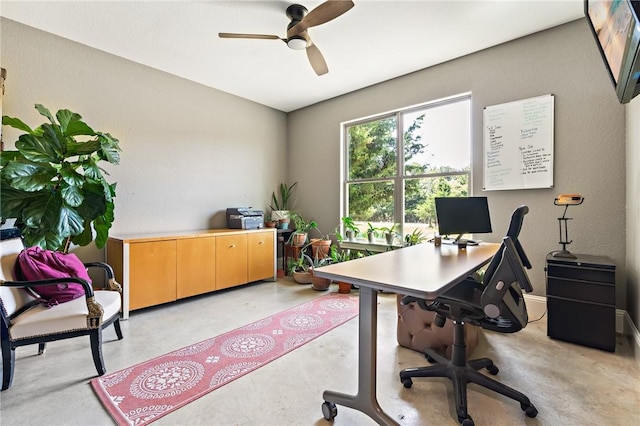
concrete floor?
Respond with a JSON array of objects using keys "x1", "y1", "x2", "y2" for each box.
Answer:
[{"x1": 1, "y1": 278, "x2": 639, "y2": 426}]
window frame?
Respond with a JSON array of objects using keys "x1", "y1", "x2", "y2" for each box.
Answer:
[{"x1": 341, "y1": 93, "x2": 472, "y2": 239}]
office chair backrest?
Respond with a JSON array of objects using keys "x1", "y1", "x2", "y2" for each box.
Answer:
[
  {"x1": 479, "y1": 206, "x2": 533, "y2": 332},
  {"x1": 483, "y1": 206, "x2": 531, "y2": 286}
]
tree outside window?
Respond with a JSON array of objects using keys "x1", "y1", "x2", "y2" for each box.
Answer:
[{"x1": 343, "y1": 95, "x2": 471, "y2": 241}]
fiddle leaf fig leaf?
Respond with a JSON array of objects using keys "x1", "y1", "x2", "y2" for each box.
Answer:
[
  {"x1": 15, "y1": 133, "x2": 60, "y2": 163},
  {"x1": 0, "y1": 186, "x2": 47, "y2": 220},
  {"x1": 59, "y1": 162, "x2": 84, "y2": 187},
  {"x1": 2, "y1": 115, "x2": 35, "y2": 134},
  {"x1": 60, "y1": 182, "x2": 84, "y2": 208},
  {"x1": 35, "y1": 104, "x2": 56, "y2": 125},
  {"x1": 1, "y1": 159, "x2": 56, "y2": 191},
  {"x1": 56, "y1": 204, "x2": 85, "y2": 240},
  {"x1": 56, "y1": 109, "x2": 82, "y2": 134},
  {"x1": 65, "y1": 118, "x2": 95, "y2": 137},
  {"x1": 71, "y1": 219, "x2": 94, "y2": 247},
  {"x1": 96, "y1": 132, "x2": 121, "y2": 164},
  {"x1": 81, "y1": 157, "x2": 102, "y2": 180}
]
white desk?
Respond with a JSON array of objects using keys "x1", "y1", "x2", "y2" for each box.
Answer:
[{"x1": 313, "y1": 242, "x2": 499, "y2": 425}]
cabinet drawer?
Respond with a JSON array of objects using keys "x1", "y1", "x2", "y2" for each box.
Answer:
[
  {"x1": 547, "y1": 277, "x2": 615, "y2": 305},
  {"x1": 547, "y1": 264, "x2": 614, "y2": 284},
  {"x1": 547, "y1": 296, "x2": 615, "y2": 352}
]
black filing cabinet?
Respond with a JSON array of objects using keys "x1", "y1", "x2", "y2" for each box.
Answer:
[{"x1": 546, "y1": 254, "x2": 616, "y2": 352}]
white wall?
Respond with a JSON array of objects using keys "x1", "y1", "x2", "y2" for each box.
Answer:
[
  {"x1": 1, "y1": 18, "x2": 288, "y2": 262},
  {"x1": 287, "y1": 19, "x2": 628, "y2": 305}
]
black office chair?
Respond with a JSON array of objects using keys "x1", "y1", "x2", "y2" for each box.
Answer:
[{"x1": 399, "y1": 206, "x2": 537, "y2": 426}]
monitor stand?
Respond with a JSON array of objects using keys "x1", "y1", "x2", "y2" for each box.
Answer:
[{"x1": 440, "y1": 235, "x2": 479, "y2": 246}]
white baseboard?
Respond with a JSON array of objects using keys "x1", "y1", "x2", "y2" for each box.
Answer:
[
  {"x1": 523, "y1": 294, "x2": 547, "y2": 321},
  {"x1": 524, "y1": 294, "x2": 640, "y2": 364}
]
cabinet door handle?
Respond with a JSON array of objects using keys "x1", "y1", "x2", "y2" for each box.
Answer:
[
  {"x1": 229, "y1": 244, "x2": 235, "y2": 248},
  {"x1": 258, "y1": 241, "x2": 264, "y2": 245}
]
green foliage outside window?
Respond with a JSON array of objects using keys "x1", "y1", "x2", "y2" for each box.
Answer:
[{"x1": 345, "y1": 97, "x2": 470, "y2": 236}]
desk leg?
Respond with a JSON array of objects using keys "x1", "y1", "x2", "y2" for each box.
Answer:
[{"x1": 322, "y1": 286, "x2": 399, "y2": 425}]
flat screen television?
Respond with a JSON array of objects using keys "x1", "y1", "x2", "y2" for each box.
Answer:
[
  {"x1": 435, "y1": 197, "x2": 492, "y2": 241},
  {"x1": 585, "y1": 0, "x2": 640, "y2": 104}
]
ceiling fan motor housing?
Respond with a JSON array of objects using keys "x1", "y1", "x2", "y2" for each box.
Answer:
[{"x1": 286, "y1": 4, "x2": 309, "y2": 50}]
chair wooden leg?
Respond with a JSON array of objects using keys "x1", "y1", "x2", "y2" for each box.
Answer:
[
  {"x1": 113, "y1": 318, "x2": 123, "y2": 340},
  {"x1": 1, "y1": 342, "x2": 15, "y2": 391},
  {"x1": 89, "y1": 329, "x2": 106, "y2": 376}
]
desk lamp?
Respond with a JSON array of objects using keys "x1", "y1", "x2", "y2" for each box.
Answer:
[{"x1": 552, "y1": 194, "x2": 584, "y2": 259}]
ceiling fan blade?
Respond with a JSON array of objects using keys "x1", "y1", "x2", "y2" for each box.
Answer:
[
  {"x1": 218, "y1": 33, "x2": 285, "y2": 42},
  {"x1": 287, "y1": 0, "x2": 354, "y2": 38},
  {"x1": 306, "y1": 41, "x2": 329, "y2": 76}
]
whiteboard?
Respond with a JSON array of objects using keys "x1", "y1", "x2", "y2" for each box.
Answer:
[{"x1": 483, "y1": 94, "x2": 554, "y2": 191}]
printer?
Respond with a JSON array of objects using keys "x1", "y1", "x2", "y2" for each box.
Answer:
[{"x1": 226, "y1": 208, "x2": 264, "y2": 230}]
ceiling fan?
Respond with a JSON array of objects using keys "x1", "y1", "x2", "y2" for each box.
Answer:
[{"x1": 218, "y1": 1, "x2": 355, "y2": 76}]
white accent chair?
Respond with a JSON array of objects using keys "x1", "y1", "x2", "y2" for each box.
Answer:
[{"x1": 0, "y1": 228, "x2": 123, "y2": 390}]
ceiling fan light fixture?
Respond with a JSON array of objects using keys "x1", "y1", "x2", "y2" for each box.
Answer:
[{"x1": 287, "y1": 36, "x2": 308, "y2": 50}]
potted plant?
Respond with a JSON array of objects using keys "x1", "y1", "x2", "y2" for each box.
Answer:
[
  {"x1": 366, "y1": 222, "x2": 379, "y2": 243},
  {"x1": 379, "y1": 223, "x2": 400, "y2": 245},
  {"x1": 341, "y1": 216, "x2": 360, "y2": 241},
  {"x1": 308, "y1": 254, "x2": 333, "y2": 291},
  {"x1": 270, "y1": 182, "x2": 297, "y2": 222},
  {"x1": 309, "y1": 224, "x2": 332, "y2": 259},
  {"x1": 1, "y1": 104, "x2": 121, "y2": 252},
  {"x1": 328, "y1": 245, "x2": 362, "y2": 293},
  {"x1": 264, "y1": 209, "x2": 277, "y2": 228},
  {"x1": 288, "y1": 211, "x2": 317, "y2": 247},
  {"x1": 287, "y1": 253, "x2": 313, "y2": 284},
  {"x1": 404, "y1": 228, "x2": 428, "y2": 246}
]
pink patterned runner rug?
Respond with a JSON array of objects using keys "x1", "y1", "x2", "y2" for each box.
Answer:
[{"x1": 91, "y1": 292, "x2": 359, "y2": 425}]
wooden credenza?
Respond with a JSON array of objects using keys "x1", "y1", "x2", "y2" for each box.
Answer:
[{"x1": 107, "y1": 228, "x2": 276, "y2": 319}]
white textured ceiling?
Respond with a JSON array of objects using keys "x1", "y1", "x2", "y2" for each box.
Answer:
[{"x1": 1, "y1": 1, "x2": 584, "y2": 112}]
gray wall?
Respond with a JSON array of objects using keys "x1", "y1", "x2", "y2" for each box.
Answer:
[
  {"x1": 1, "y1": 18, "x2": 288, "y2": 262},
  {"x1": 1, "y1": 17, "x2": 637, "y2": 328},
  {"x1": 287, "y1": 19, "x2": 629, "y2": 307}
]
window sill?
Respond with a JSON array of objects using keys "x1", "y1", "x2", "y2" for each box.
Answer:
[{"x1": 339, "y1": 240, "x2": 403, "y2": 253}]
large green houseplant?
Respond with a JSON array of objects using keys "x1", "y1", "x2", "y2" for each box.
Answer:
[{"x1": 1, "y1": 104, "x2": 121, "y2": 252}]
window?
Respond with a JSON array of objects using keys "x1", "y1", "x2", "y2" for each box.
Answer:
[{"x1": 342, "y1": 95, "x2": 471, "y2": 242}]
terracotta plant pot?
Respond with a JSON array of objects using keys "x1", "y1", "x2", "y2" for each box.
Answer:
[
  {"x1": 337, "y1": 281, "x2": 352, "y2": 294},
  {"x1": 291, "y1": 232, "x2": 307, "y2": 247},
  {"x1": 310, "y1": 238, "x2": 331, "y2": 259},
  {"x1": 265, "y1": 220, "x2": 277, "y2": 228},
  {"x1": 309, "y1": 268, "x2": 331, "y2": 291},
  {"x1": 292, "y1": 270, "x2": 312, "y2": 284}
]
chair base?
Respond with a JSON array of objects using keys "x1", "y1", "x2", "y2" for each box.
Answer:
[{"x1": 399, "y1": 320, "x2": 537, "y2": 425}]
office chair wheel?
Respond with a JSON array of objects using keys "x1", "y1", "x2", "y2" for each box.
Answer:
[
  {"x1": 522, "y1": 403, "x2": 538, "y2": 418},
  {"x1": 486, "y1": 364, "x2": 499, "y2": 375},
  {"x1": 424, "y1": 354, "x2": 436, "y2": 363},
  {"x1": 458, "y1": 414, "x2": 474, "y2": 425},
  {"x1": 401, "y1": 378, "x2": 413, "y2": 388},
  {"x1": 321, "y1": 401, "x2": 337, "y2": 420}
]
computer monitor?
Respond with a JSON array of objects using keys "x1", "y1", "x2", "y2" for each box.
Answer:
[{"x1": 435, "y1": 197, "x2": 492, "y2": 241}]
